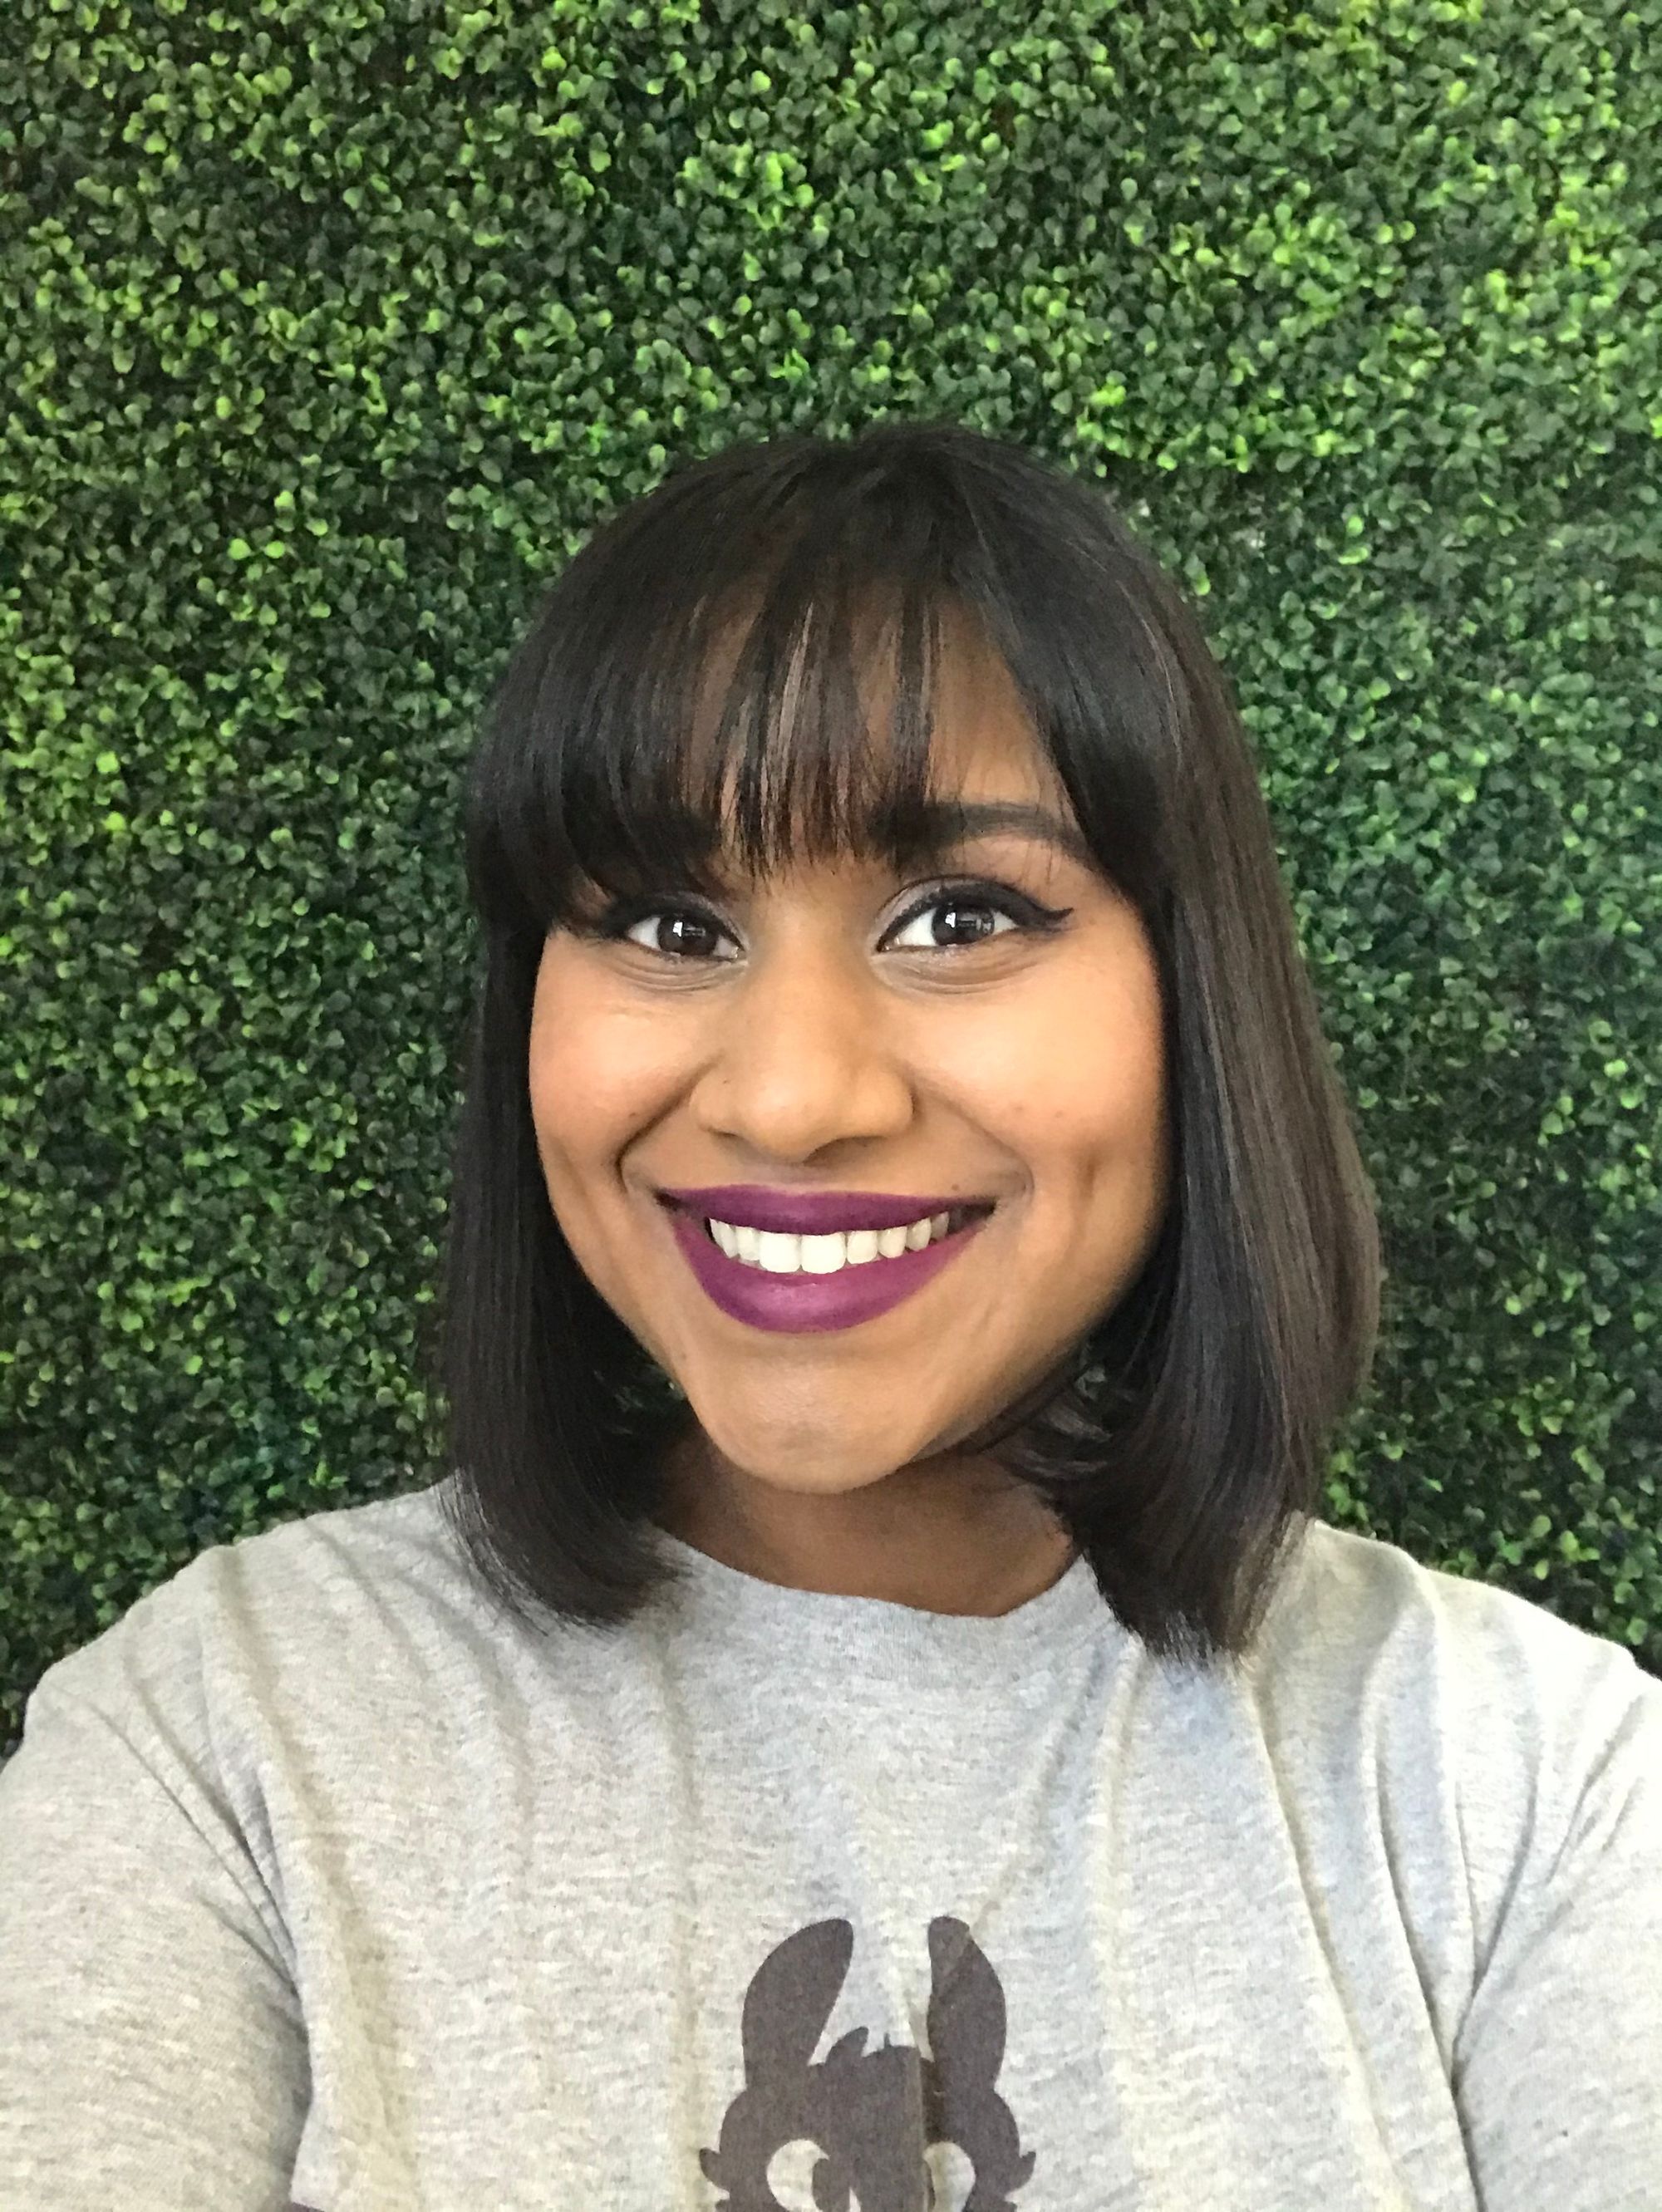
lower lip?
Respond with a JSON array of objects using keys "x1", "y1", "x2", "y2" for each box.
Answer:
[{"x1": 661, "y1": 1205, "x2": 992, "y2": 1335}]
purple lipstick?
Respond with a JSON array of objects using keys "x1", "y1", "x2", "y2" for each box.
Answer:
[{"x1": 656, "y1": 1186, "x2": 996, "y2": 1335}]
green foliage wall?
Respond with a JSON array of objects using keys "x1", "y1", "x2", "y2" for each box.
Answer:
[{"x1": 3, "y1": 0, "x2": 1659, "y2": 1755}]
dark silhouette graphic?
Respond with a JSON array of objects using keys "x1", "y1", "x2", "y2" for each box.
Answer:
[{"x1": 698, "y1": 1915, "x2": 1036, "y2": 2211}]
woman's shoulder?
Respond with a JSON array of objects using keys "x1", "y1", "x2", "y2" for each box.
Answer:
[
  {"x1": 1247, "y1": 1511, "x2": 1662, "y2": 1813},
  {"x1": 1266, "y1": 1512, "x2": 1652, "y2": 1683},
  {"x1": 12, "y1": 1477, "x2": 484, "y2": 1747}
]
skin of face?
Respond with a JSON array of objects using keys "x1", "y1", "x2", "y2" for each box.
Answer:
[{"x1": 527, "y1": 620, "x2": 1173, "y2": 1615}]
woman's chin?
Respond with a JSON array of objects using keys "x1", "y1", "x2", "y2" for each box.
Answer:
[{"x1": 667, "y1": 1404, "x2": 933, "y2": 1499}]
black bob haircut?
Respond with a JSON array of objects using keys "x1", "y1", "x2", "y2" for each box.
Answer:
[{"x1": 427, "y1": 417, "x2": 1382, "y2": 1673}]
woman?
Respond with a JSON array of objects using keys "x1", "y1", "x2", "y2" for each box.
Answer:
[{"x1": 2, "y1": 420, "x2": 1658, "y2": 2210}]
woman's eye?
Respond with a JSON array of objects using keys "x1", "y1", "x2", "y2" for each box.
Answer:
[
  {"x1": 617, "y1": 908, "x2": 737, "y2": 961},
  {"x1": 883, "y1": 892, "x2": 1023, "y2": 952}
]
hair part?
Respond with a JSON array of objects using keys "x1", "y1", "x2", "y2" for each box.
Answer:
[{"x1": 421, "y1": 417, "x2": 1382, "y2": 1673}]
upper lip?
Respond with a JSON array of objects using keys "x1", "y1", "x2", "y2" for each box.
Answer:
[{"x1": 656, "y1": 1186, "x2": 996, "y2": 1235}]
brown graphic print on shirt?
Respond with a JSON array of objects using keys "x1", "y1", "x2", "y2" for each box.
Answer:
[{"x1": 699, "y1": 1915, "x2": 1035, "y2": 2211}]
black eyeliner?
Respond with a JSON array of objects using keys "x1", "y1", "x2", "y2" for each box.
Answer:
[{"x1": 575, "y1": 877, "x2": 1074, "y2": 952}]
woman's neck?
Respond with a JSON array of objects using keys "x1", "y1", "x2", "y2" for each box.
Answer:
[{"x1": 653, "y1": 1430, "x2": 1079, "y2": 1617}]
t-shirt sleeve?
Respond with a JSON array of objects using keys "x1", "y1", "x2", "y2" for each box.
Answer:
[
  {"x1": 1450, "y1": 1650, "x2": 1662, "y2": 2208},
  {"x1": 0, "y1": 1648, "x2": 310, "y2": 2209}
]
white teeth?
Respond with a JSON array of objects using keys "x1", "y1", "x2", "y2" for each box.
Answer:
[{"x1": 705, "y1": 1208, "x2": 970, "y2": 1275}]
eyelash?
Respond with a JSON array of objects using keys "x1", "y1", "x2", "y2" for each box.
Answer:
[{"x1": 578, "y1": 879, "x2": 1074, "y2": 962}]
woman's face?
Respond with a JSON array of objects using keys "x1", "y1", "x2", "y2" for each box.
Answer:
[{"x1": 528, "y1": 627, "x2": 1171, "y2": 1505}]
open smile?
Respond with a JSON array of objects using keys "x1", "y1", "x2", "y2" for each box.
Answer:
[{"x1": 658, "y1": 1195, "x2": 996, "y2": 1335}]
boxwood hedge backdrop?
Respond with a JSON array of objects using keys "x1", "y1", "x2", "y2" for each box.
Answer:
[{"x1": 3, "y1": 0, "x2": 1659, "y2": 1757}]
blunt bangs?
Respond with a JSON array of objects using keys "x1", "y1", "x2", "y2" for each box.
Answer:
[
  {"x1": 462, "y1": 423, "x2": 1173, "y2": 943},
  {"x1": 427, "y1": 418, "x2": 1383, "y2": 1674}
]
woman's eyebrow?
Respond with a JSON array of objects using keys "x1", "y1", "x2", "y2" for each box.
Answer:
[
  {"x1": 868, "y1": 799, "x2": 1095, "y2": 872},
  {"x1": 643, "y1": 798, "x2": 1095, "y2": 892}
]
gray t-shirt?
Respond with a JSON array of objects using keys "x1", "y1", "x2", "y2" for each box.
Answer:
[{"x1": 1, "y1": 1473, "x2": 1659, "y2": 2210}]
